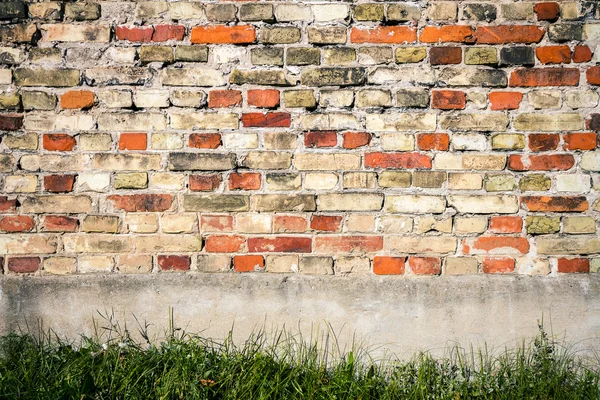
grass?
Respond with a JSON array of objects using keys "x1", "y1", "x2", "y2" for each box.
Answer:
[{"x1": 0, "y1": 315, "x2": 598, "y2": 399}]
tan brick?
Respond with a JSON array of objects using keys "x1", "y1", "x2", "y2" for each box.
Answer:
[
  {"x1": 447, "y1": 195, "x2": 518, "y2": 214},
  {"x1": 161, "y1": 214, "x2": 198, "y2": 234},
  {"x1": 299, "y1": 256, "x2": 334, "y2": 275},
  {"x1": 197, "y1": 255, "x2": 231, "y2": 273},
  {"x1": 377, "y1": 216, "x2": 413, "y2": 233},
  {"x1": 236, "y1": 213, "x2": 272, "y2": 233},
  {"x1": 295, "y1": 154, "x2": 360, "y2": 171},
  {"x1": 63, "y1": 235, "x2": 131, "y2": 253},
  {"x1": 335, "y1": 256, "x2": 371, "y2": 275},
  {"x1": 455, "y1": 217, "x2": 487, "y2": 234},
  {"x1": 134, "y1": 235, "x2": 202, "y2": 253},
  {"x1": 305, "y1": 173, "x2": 339, "y2": 190},
  {"x1": 266, "y1": 255, "x2": 299, "y2": 273},
  {"x1": 21, "y1": 195, "x2": 92, "y2": 213},
  {"x1": 445, "y1": 257, "x2": 478, "y2": 275},
  {"x1": 385, "y1": 236, "x2": 457, "y2": 254},
  {"x1": 536, "y1": 237, "x2": 600, "y2": 255},
  {"x1": 384, "y1": 195, "x2": 446, "y2": 214},
  {"x1": 42, "y1": 24, "x2": 110, "y2": 42},
  {"x1": 118, "y1": 255, "x2": 153, "y2": 274},
  {"x1": 43, "y1": 257, "x2": 76, "y2": 275},
  {"x1": 0, "y1": 235, "x2": 57, "y2": 255},
  {"x1": 126, "y1": 214, "x2": 159, "y2": 233},
  {"x1": 79, "y1": 256, "x2": 115, "y2": 274},
  {"x1": 94, "y1": 154, "x2": 162, "y2": 171},
  {"x1": 318, "y1": 193, "x2": 383, "y2": 211},
  {"x1": 82, "y1": 215, "x2": 119, "y2": 233},
  {"x1": 515, "y1": 258, "x2": 551, "y2": 276},
  {"x1": 4, "y1": 175, "x2": 37, "y2": 193}
]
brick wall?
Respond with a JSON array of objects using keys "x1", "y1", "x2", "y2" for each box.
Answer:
[{"x1": 1, "y1": 1, "x2": 599, "y2": 276}]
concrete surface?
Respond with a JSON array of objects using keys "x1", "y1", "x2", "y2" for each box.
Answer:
[{"x1": 1, "y1": 274, "x2": 600, "y2": 359}]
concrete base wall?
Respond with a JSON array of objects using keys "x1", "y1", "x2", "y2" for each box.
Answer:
[{"x1": 2, "y1": 274, "x2": 600, "y2": 358}]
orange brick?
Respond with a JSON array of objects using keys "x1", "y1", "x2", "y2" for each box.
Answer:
[
  {"x1": 586, "y1": 67, "x2": 600, "y2": 86},
  {"x1": 534, "y1": 2, "x2": 560, "y2": 21},
  {"x1": 408, "y1": 257, "x2": 441, "y2": 275},
  {"x1": 572, "y1": 46, "x2": 593, "y2": 63},
  {"x1": 536, "y1": 46, "x2": 571, "y2": 64},
  {"x1": 342, "y1": 131, "x2": 371, "y2": 149},
  {"x1": 247, "y1": 89, "x2": 279, "y2": 108},
  {"x1": 350, "y1": 26, "x2": 417, "y2": 44},
  {"x1": 489, "y1": 91, "x2": 523, "y2": 111},
  {"x1": 119, "y1": 133, "x2": 147, "y2": 150},
  {"x1": 419, "y1": 26, "x2": 475, "y2": 43},
  {"x1": 305, "y1": 131, "x2": 337, "y2": 148},
  {"x1": 233, "y1": 255, "x2": 264, "y2": 272},
  {"x1": 463, "y1": 237, "x2": 529, "y2": 255},
  {"x1": 191, "y1": 25, "x2": 256, "y2": 44},
  {"x1": 482, "y1": 257, "x2": 514, "y2": 274},
  {"x1": 475, "y1": 26, "x2": 545, "y2": 44},
  {"x1": 509, "y1": 68, "x2": 579, "y2": 87},
  {"x1": 365, "y1": 152, "x2": 432, "y2": 169},
  {"x1": 490, "y1": 216, "x2": 522, "y2": 234},
  {"x1": 521, "y1": 196, "x2": 588, "y2": 212},
  {"x1": 528, "y1": 134, "x2": 559, "y2": 152},
  {"x1": 273, "y1": 215, "x2": 308, "y2": 233},
  {"x1": 431, "y1": 90, "x2": 466, "y2": 110},
  {"x1": 229, "y1": 172, "x2": 261, "y2": 190},
  {"x1": 208, "y1": 90, "x2": 242, "y2": 108},
  {"x1": 190, "y1": 175, "x2": 221, "y2": 191},
  {"x1": 205, "y1": 235, "x2": 246, "y2": 253},
  {"x1": 563, "y1": 133, "x2": 597, "y2": 151},
  {"x1": 43, "y1": 134, "x2": 76, "y2": 151},
  {"x1": 417, "y1": 133, "x2": 450, "y2": 151},
  {"x1": 310, "y1": 215, "x2": 342, "y2": 232},
  {"x1": 373, "y1": 256, "x2": 405, "y2": 275},
  {"x1": 508, "y1": 154, "x2": 574, "y2": 171},
  {"x1": 189, "y1": 133, "x2": 221, "y2": 149},
  {"x1": 557, "y1": 258, "x2": 589, "y2": 273},
  {"x1": 60, "y1": 90, "x2": 94, "y2": 109}
]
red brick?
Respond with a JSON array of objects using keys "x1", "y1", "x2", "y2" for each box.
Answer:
[
  {"x1": 490, "y1": 216, "x2": 523, "y2": 234},
  {"x1": 0, "y1": 196, "x2": 18, "y2": 212},
  {"x1": 157, "y1": 255, "x2": 190, "y2": 271},
  {"x1": 305, "y1": 131, "x2": 337, "y2": 148},
  {"x1": 0, "y1": 215, "x2": 34, "y2": 232},
  {"x1": 43, "y1": 215, "x2": 78, "y2": 232},
  {"x1": 509, "y1": 68, "x2": 580, "y2": 87},
  {"x1": 482, "y1": 257, "x2": 515, "y2": 274},
  {"x1": 208, "y1": 90, "x2": 242, "y2": 108},
  {"x1": 417, "y1": 133, "x2": 450, "y2": 151},
  {"x1": 314, "y1": 236, "x2": 382, "y2": 253},
  {"x1": 563, "y1": 133, "x2": 597, "y2": 151},
  {"x1": 429, "y1": 46, "x2": 461, "y2": 65},
  {"x1": 44, "y1": 175, "x2": 75, "y2": 193},
  {"x1": 489, "y1": 91, "x2": 523, "y2": 111},
  {"x1": 273, "y1": 215, "x2": 308, "y2": 233},
  {"x1": 205, "y1": 235, "x2": 245, "y2": 253},
  {"x1": 60, "y1": 90, "x2": 94, "y2": 109},
  {"x1": 200, "y1": 215, "x2": 234, "y2": 232},
  {"x1": 408, "y1": 257, "x2": 441, "y2": 275},
  {"x1": 528, "y1": 134, "x2": 559, "y2": 152},
  {"x1": 119, "y1": 133, "x2": 147, "y2": 150},
  {"x1": 310, "y1": 215, "x2": 342, "y2": 232},
  {"x1": 557, "y1": 258, "x2": 589, "y2": 273},
  {"x1": 342, "y1": 131, "x2": 371, "y2": 149},
  {"x1": 190, "y1": 175, "x2": 221, "y2": 191},
  {"x1": 373, "y1": 256, "x2": 405, "y2": 275},
  {"x1": 350, "y1": 26, "x2": 417, "y2": 44},
  {"x1": 508, "y1": 154, "x2": 574, "y2": 171},
  {"x1": 534, "y1": 2, "x2": 560, "y2": 21},
  {"x1": 521, "y1": 196, "x2": 588, "y2": 212},
  {"x1": 0, "y1": 114, "x2": 23, "y2": 131},
  {"x1": 586, "y1": 67, "x2": 600, "y2": 86},
  {"x1": 115, "y1": 25, "x2": 154, "y2": 42},
  {"x1": 475, "y1": 26, "x2": 545, "y2": 44},
  {"x1": 463, "y1": 237, "x2": 530, "y2": 255},
  {"x1": 365, "y1": 152, "x2": 432, "y2": 169},
  {"x1": 152, "y1": 24, "x2": 185, "y2": 42},
  {"x1": 431, "y1": 90, "x2": 466, "y2": 110},
  {"x1": 7, "y1": 257, "x2": 40, "y2": 273},
  {"x1": 189, "y1": 133, "x2": 221, "y2": 149},
  {"x1": 108, "y1": 194, "x2": 173, "y2": 212},
  {"x1": 419, "y1": 26, "x2": 475, "y2": 43},
  {"x1": 43, "y1": 134, "x2": 76, "y2": 151},
  {"x1": 536, "y1": 46, "x2": 571, "y2": 64},
  {"x1": 241, "y1": 112, "x2": 291, "y2": 128},
  {"x1": 572, "y1": 46, "x2": 593, "y2": 63},
  {"x1": 247, "y1": 89, "x2": 279, "y2": 108},
  {"x1": 248, "y1": 237, "x2": 312, "y2": 253},
  {"x1": 229, "y1": 172, "x2": 261, "y2": 190},
  {"x1": 233, "y1": 255, "x2": 264, "y2": 272},
  {"x1": 191, "y1": 25, "x2": 256, "y2": 44}
]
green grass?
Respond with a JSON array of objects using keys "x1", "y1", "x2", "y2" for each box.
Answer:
[{"x1": 0, "y1": 317, "x2": 598, "y2": 399}]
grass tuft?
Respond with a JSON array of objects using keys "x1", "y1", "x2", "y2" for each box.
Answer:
[{"x1": 0, "y1": 316, "x2": 598, "y2": 399}]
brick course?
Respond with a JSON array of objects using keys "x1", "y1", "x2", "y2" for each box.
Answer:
[{"x1": 0, "y1": 0, "x2": 599, "y2": 276}]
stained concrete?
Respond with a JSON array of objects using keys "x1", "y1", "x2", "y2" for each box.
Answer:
[{"x1": 1, "y1": 274, "x2": 600, "y2": 358}]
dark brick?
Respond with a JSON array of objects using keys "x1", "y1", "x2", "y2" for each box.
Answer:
[
  {"x1": 65, "y1": 3, "x2": 101, "y2": 21},
  {"x1": 589, "y1": 114, "x2": 600, "y2": 132},
  {"x1": 462, "y1": 4, "x2": 497, "y2": 21},
  {"x1": 8, "y1": 257, "x2": 40, "y2": 273},
  {"x1": 500, "y1": 47, "x2": 535, "y2": 66},
  {"x1": 286, "y1": 47, "x2": 320, "y2": 66},
  {"x1": 429, "y1": 47, "x2": 462, "y2": 65},
  {"x1": 0, "y1": 114, "x2": 23, "y2": 131},
  {"x1": 548, "y1": 25, "x2": 583, "y2": 42},
  {"x1": 0, "y1": 2, "x2": 26, "y2": 20}
]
